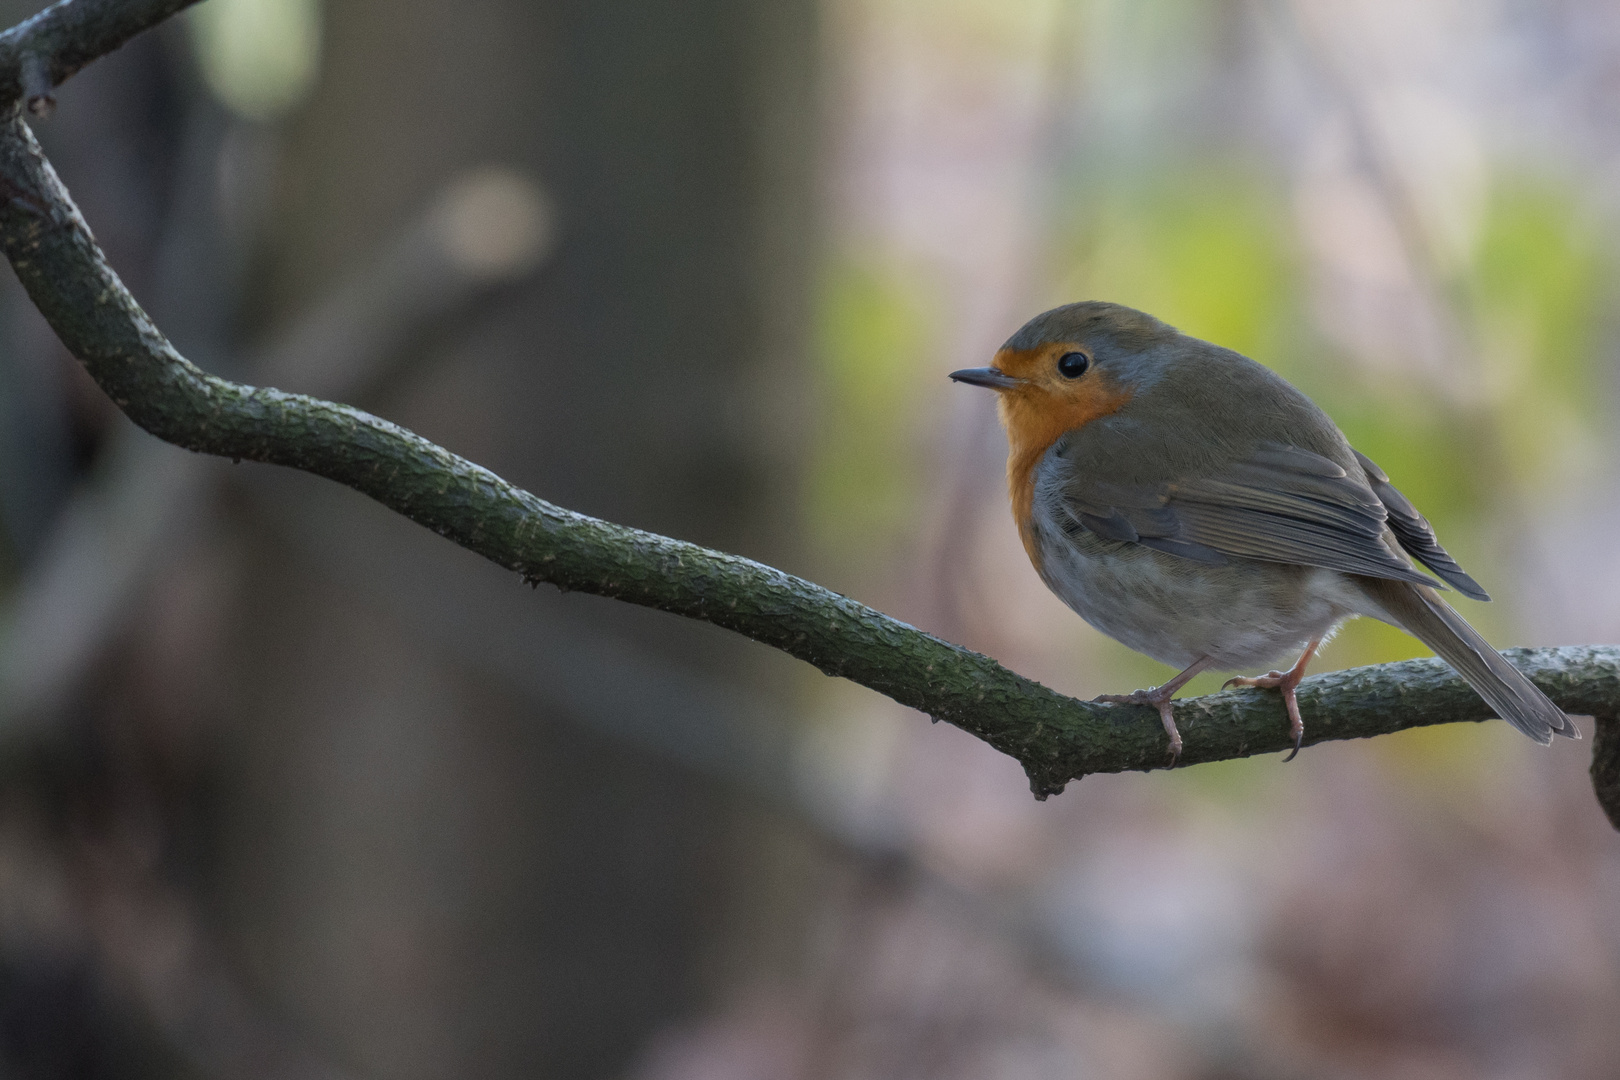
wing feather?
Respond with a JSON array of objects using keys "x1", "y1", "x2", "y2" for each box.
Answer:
[
  {"x1": 1051, "y1": 440, "x2": 1445, "y2": 588},
  {"x1": 1352, "y1": 450, "x2": 1489, "y2": 600}
]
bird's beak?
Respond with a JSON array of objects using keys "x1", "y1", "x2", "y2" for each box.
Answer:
[{"x1": 948, "y1": 367, "x2": 1022, "y2": 390}]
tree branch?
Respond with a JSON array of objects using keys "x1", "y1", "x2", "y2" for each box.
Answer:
[
  {"x1": 0, "y1": 0, "x2": 200, "y2": 107},
  {"x1": 0, "y1": 0, "x2": 1614, "y2": 812},
  {"x1": 0, "y1": 164, "x2": 551, "y2": 727}
]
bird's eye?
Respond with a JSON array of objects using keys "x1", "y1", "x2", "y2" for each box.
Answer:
[{"x1": 1056, "y1": 351, "x2": 1090, "y2": 379}]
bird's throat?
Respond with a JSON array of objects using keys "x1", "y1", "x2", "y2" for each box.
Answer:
[{"x1": 999, "y1": 379, "x2": 1133, "y2": 569}]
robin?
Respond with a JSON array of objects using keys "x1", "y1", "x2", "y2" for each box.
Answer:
[{"x1": 950, "y1": 301, "x2": 1577, "y2": 762}]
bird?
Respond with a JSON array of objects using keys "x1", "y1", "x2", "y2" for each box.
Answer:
[{"x1": 949, "y1": 300, "x2": 1577, "y2": 762}]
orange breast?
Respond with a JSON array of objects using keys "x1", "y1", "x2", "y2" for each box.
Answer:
[{"x1": 994, "y1": 355, "x2": 1133, "y2": 571}]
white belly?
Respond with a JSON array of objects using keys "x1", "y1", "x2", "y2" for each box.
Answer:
[{"x1": 1030, "y1": 510, "x2": 1367, "y2": 672}]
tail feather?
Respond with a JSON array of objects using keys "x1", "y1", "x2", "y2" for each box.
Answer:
[{"x1": 1356, "y1": 577, "x2": 1578, "y2": 744}]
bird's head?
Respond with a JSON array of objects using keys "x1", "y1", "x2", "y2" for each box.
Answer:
[{"x1": 950, "y1": 301, "x2": 1179, "y2": 453}]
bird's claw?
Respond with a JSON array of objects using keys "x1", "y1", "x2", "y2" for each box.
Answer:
[
  {"x1": 1223, "y1": 669, "x2": 1307, "y2": 761},
  {"x1": 1093, "y1": 688, "x2": 1183, "y2": 765},
  {"x1": 1223, "y1": 670, "x2": 1288, "y2": 691},
  {"x1": 1281, "y1": 725, "x2": 1304, "y2": 763}
]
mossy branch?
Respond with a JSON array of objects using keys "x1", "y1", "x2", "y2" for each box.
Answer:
[{"x1": 0, "y1": 0, "x2": 1616, "y2": 814}]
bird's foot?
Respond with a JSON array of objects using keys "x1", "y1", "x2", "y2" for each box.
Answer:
[
  {"x1": 1224, "y1": 669, "x2": 1307, "y2": 762},
  {"x1": 1222, "y1": 669, "x2": 1290, "y2": 690},
  {"x1": 1093, "y1": 686, "x2": 1184, "y2": 765}
]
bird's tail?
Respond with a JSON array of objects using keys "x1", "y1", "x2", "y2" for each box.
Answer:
[{"x1": 1356, "y1": 577, "x2": 1578, "y2": 744}]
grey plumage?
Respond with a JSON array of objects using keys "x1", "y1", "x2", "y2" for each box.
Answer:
[{"x1": 991, "y1": 300, "x2": 1577, "y2": 747}]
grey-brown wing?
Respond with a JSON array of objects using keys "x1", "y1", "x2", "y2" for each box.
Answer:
[
  {"x1": 1048, "y1": 442, "x2": 1445, "y2": 588},
  {"x1": 1352, "y1": 449, "x2": 1489, "y2": 601}
]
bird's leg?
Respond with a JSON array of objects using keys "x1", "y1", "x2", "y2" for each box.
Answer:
[
  {"x1": 1223, "y1": 637, "x2": 1321, "y2": 762},
  {"x1": 1093, "y1": 656, "x2": 1215, "y2": 764}
]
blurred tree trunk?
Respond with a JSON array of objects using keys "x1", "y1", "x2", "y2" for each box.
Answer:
[{"x1": 206, "y1": 1, "x2": 818, "y2": 1077}]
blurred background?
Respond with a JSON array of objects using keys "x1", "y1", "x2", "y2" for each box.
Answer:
[{"x1": 0, "y1": 0, "x2": 1615, "y2": 1076}]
